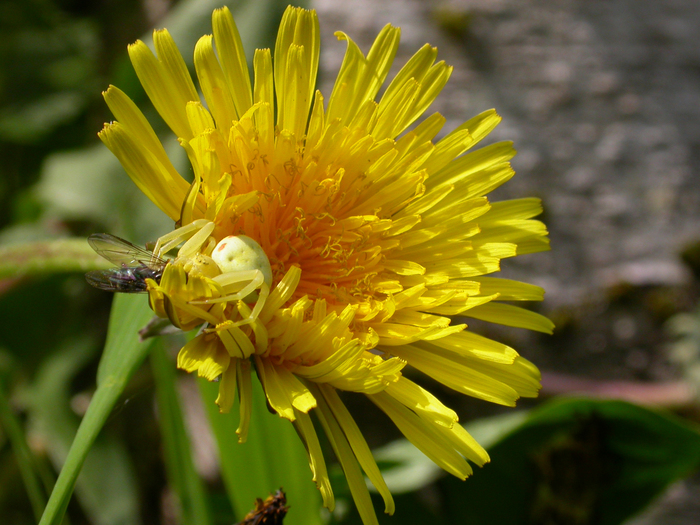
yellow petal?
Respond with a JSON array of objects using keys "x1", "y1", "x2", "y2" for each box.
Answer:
[
  {"x1": 389, "y1": 344, "x2": 522, "y2": 406},
  {"x1": 274, "y1": 6, "x2": 320, "y2": 138},
  {"x1": 317, "y1": 383, "x2": 395, "y2": 514},
  {"x1": 486, "y1": 196, "x2": 544, "y2": 220},
  {"x1": 293, "y1": 409, "x2": 334, "y2": 510},
  {"x1": 381, "y1": 44, "x2": 437, "y2": 107},
  {"x1": 176, "y1": 334, "x2": 229, "y2": 381},
  {"x1": 327, "y1": 24, "x2": 400, "y2": 125},
  {"x1": 102, "y1": 86, "x2": 190, "y2": 196},
  {"x1": 212, "y1": 6, "x2": 252, "y2": 117},
  {"x1": 218, "y1": 322, "x2": 255, "y2": 359},
  {"x1": 153, "y1": 29, "x2": 200, "y2": 105},
  {"x1": 194, "y1": 34, "x2": 238, "y2": 135},
  {"x1": 253, "y1": 48, "x2": 273, "y2": 108},
  {"x1": 275, "y1": 365, "x2": 318, "y2": 414},
  {"x1": 99, "y1": 122, "x2": 184, "y2": 220},
  {"x1": 423, "y1": 109, "x2": 503, "y2": 175},
  {"x1": 128, "y1": 34, "x2": 198, "y2": 140},
  {"x1": 177, "y1": 334, "x2": 214, "y2": 373},
  {"x1": 255, "y1": 357, "x2": 302, "y2": 420},
  {"x1": 377, "y1": 45, "x2": 452, "y2": 137},
  {"x1": 185, "y1": 101, "x2": 215, "y2": 135},
  {"x1": 236, "y1": 359, "x2": 252, "y2": 443},
  {"x1": 413, "y1": 341, "x2": 542, "y2": 399},
  {"x1": 463, "y1": 302, "x2": 555, "y2": 334},
  {"x1": 470, "y1": 276, "x2": 545, "y2": 301},
  {"x1": 306, "y1": 91, "x2": 325, "y2": 151},
  {"x1": 422, "y1": 331, "x2": 518, "y2": 364},
  {"x1": 437, "y1": 420, "x2": 490, "y2": 466},
  {"x1": 370, "y1": 391, "x2": 473, "y2": 479},
  {"x1": 314, "y1": 400, "x2": 379, "y2": 525},
  {"x1": 384, "y1": 377, "x2": 457, "y2": 428},
  {"x1": 260, "y1": 265, "x2": 301, "y2": 323},
  {"x1": 215, "y1": 361, "x2": 238, "y2": 413}
]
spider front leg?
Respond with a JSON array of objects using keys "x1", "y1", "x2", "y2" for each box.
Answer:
[
  {"x1": 152, "y1": 219, "x2": 215, "y2": 259},
  {"x1": 189, "y1": 235, "x2": 273, "y2": 326},
  {"x1": 190, "y1": 269, "x2": 270, "y2": 326}
]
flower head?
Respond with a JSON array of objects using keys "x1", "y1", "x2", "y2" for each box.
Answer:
[{"x1": 99, "y1": 6, "x2": 552, "y2": 523}]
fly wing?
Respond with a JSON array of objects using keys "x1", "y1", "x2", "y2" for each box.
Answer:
[
  {"x1": 85, "y1": 269, "x2": 147, "y2": 293},
  {"x1": 88, "y1": 233, "x2": 164, "y2": 269}
]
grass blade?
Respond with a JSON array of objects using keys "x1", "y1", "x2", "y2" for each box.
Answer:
[{"x1": 151, "y1": 341, "x2": 211, "y2": 525}]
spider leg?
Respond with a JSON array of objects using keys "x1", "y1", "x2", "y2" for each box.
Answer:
[
  {"x1": 153, "y1": 219, "x2": 213, "y2": 259},
  {"x1": 179, "y1": 221, "x2": 215, "y2": 258},
  {"x1": 238, "y1": 282, "x2": 269, "y2": 326},
  {"x1": 188, "y1": 270, "x2": 264, "y2": 305},
  {"x1": 188, "y1": 270, "x2": 270, "y2": 328}
]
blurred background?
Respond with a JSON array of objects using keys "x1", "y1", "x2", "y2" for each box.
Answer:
[{"x1": 2, "y1": 0, "x2": 700, "y2": 524}]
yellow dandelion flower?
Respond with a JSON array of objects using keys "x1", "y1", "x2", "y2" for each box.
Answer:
[{"x1": 98, "y1": 6, "x2": 552, "y2": 524}]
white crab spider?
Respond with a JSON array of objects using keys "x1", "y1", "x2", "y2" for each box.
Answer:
[{"x1": 153, "y1": 219, "x2": 272, "y2": 327}]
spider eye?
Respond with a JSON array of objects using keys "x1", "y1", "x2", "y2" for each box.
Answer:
[{"x1": 212, "y1": 235, "x2": 272, "y2": 287}]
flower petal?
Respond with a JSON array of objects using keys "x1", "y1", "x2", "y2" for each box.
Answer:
[
  {"x1": 293, "y1": 409, "x2": 334, "y2": 510},
  {"x1": 316, "y1": 383, "x2": 395, "y2": 514},
  {"x1": 370, "y1": 391, "x2": 473, "y2": 479},
  {"x1": 215, "y1": 361, "x2": 238, "y2": 413},
  {"x1": 315, "y1": 398, "x2": 379, "y2": 525},
  {"x1": 128, "y1": 33, "x2": 198, "y2": 140},
  {"x1": 212, "y1": 6, "x2": 253, "y2": 117}
]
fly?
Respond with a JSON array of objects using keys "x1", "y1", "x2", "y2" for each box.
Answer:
[{"x1": 85, "y1": 233, "x2": 167, "y2": 293}]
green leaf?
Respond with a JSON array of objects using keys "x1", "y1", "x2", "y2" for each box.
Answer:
[
  {"x1": 199, "y1": 377, "x2": 323, "y2": 525},
  {"x1": 440, "y1": 398, "x2": 700, "y2": 525},
  {"x1": 0, "y1": 239, "x2": 110, "y2": 279},
  {"x1": 38, "y1": 294, "x2": 156, "y2": 525},
  {"x1": 151, "y1": 341, "x2": 211, "y2": 525}
]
